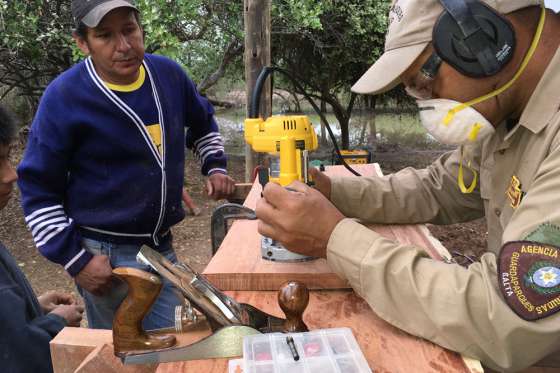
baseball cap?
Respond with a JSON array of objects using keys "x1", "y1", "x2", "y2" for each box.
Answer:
[
  {"x1": 352, "y1": 0, "x2": 541, "y2": 95},
  {"x1": 71, "y1": 0, "x2": 137, "y2": 28}
]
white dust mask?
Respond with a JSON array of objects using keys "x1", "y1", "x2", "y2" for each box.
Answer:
[
  {"x1": 411, "y1": 0, "x2": 546, "y2": 193},
  {"x1": 415, "y1": 1, "x2": 546, "y2": 146},
  {"x1": 417, "y1": 98, "x2": 495, "y2": 146},
  {"x1": 416, "y1": 98, "x2": 495, "y2": 194}
]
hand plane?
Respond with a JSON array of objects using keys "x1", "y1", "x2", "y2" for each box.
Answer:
[{"x1": 112, "y1": 245, "x2": 310, "y2": 364}]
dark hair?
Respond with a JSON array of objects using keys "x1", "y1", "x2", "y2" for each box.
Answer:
[
  {"x1": 0, "y1": 105, "x2": 16, "y2": 147},
  {"x1": 75, "y1": 21, "x2": 88, "y2": 40},
  {"x1": 74, "y1": 9, "x2": 142, "y2": 40}
]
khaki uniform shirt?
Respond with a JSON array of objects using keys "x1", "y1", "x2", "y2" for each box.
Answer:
[{"x1": 327, "y1": 47, "x2": 560, "y2": 372}]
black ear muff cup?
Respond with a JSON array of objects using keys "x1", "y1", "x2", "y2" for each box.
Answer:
[{"x1": 433, "y1": 2, "x2": 516, "y2": 78}]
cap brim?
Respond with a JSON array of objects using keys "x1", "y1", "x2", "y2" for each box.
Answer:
[
  {"x1": 82, "y1": 0, "x2": 138, "y2": 27},
  {"x1": 351, "y1": 43, "x2": 429, "y2": 95}
]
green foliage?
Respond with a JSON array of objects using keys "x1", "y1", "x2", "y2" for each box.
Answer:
[
  {"x1": 0, "y1": 0, "x2": 243, "y2": 109},
  {"x1": 137, "y1": 0, "x2": 203, "y2": 64},
  {"x1": 274, "y1": 0, "x2": 324, "y2": 30},
  {"x1": 135, "y1": 0, "x2": 243, "y2": 84},
  {"x1": 273, "y1": 0, "x2": 390, "y2": 84},
  {"x1": 0, "y1": 0, "x2": 74, "y2": 102},
  {"x1": 0, "y1": 0, "x2": 405, "y2": 135}
]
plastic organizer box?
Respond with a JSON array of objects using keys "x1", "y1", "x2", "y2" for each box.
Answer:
[{"x1": 242, "y1": 327, "x2": 372, "y2": 373}]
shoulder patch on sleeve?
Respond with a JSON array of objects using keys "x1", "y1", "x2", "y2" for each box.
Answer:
[{"x1": 498, "y1": 241, "x2": 560, "y2": 321}]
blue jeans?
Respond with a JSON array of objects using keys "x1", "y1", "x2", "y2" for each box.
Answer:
[{"x1": 77, "y1": 237, "x2": 182, "y2": 330}]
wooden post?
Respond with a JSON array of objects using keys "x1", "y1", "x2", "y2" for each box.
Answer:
[{"x1": 244, "y1": 0, "x2": 272, "y2": 182}]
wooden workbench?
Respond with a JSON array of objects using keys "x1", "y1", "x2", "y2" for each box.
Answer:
[
  {"x1": 51, "y1": 163, "x2": 485, "y2": 373},
  {"x1": 51, "y1": 290, "x2": 480, "y2": 373},
  {"x1": 156, "y1": 290, "x2": 480, "y2": 372}
]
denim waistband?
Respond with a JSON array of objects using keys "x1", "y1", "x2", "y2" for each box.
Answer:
[{"x1": 79, "y1": 227, "x2": 172, "y2": 247}]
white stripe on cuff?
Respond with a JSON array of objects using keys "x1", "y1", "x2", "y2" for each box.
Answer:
[
  {"x1": 63, "y1": 249, "x2": 86, "y2": 270},
  {"x1": 208, "y1": 168, "x2": 227, "y2": 175}
]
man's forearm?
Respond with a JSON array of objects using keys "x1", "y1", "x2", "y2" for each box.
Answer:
[{"x1": 327, "y1": 219, "x2": 560, "y2": 371}]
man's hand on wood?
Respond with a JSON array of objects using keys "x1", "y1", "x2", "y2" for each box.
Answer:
[
  {"x1": 74, "y1": 255, "x2": 113, "y2": 296},
  {"x1": 206, "y1": 173, "x2": 235, "y2": 200},
  {"x1": 256, "y1": 180, "x2": 345, "y2": 258}
]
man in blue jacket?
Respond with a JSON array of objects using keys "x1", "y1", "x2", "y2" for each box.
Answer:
[
  {"x1": 17, "y1": 0, "x2": 235, "y2": 329},
  {"x1": 0, "y1": 105, "x2": 84, "y2": 373}
]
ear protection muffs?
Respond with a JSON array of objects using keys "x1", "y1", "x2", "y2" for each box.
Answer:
[{"x1": 433, "y1": 0, "x2": 516, "y2": 78}]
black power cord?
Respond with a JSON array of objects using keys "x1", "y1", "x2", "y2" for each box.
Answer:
[{"x1": 250, "y1": 66, "x2": 361, "y2": 177}]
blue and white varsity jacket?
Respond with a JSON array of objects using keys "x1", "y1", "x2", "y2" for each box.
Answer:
[{"x1": 17, "y1": 54, "x2": 227, "y2": 276}]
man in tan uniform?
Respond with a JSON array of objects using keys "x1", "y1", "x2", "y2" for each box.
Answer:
[{"x1": 256, "y1": 0, "x2": 560, "y2": 371}]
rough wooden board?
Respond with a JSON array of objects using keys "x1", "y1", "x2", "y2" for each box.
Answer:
[{"x1": 203, "y1": 163, "x2": 447, "y2": 290}]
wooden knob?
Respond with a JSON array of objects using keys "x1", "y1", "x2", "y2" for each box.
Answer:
[{"x1": 278, "y1": 281, "x2": 309, "y2": 333}]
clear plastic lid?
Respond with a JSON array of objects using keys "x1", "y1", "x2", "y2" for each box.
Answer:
[{"x1": 242, "y1": 328, "x2": 372, "y2": 373}]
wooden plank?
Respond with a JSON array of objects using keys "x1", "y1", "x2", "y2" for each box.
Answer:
[
  {"x1": 203, "y1": 164, "x2": 450, "y2": 291},
  {"x1": 74, "y1": 344, "x2": 157, "y2": 373},
  {"x1": 50, "y1": 328, "x2": 113, "y2": 373},
  {"x1": 50, "y1": 326, "x2": 214, "y2": 373},
  {"x1": 228, "y1": 183, "x2": 254, "y2": 204}
]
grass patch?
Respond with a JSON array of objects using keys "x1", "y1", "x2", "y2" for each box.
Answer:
[{"x1": 374, "y1": 114, "x2": 439, "y2": 149}]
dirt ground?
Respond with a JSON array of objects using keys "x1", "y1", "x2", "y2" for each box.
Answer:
[{"x1": 0, "y1": 141, "x2": 487, "y2": 298}]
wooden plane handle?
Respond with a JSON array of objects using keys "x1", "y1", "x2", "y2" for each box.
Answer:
[{"x1": 112, "y1": 267, "x2": 176, "y2": 356}]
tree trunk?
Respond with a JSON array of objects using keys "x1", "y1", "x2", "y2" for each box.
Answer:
[
  {"x1": 244, "y1": 0, "x2": 271, "y2": 182},
  {"x1": 330, "y1": 104, "x2": 349, "y2": 150},
  {"x1": 369, "y1": 96, "x2": 376, "y2": 110},
  {"x1": 358, "y1": 106, "x2": 367, "y2": 147},
  {"x1": 340, "y1": 116, "x2": 350, "y2": 150},
  {"x1": 320, "y1": 99, "x2": 328, "y2": 145},
  {"x1": 290, "y1": 90, "x2": 302, "y2": 112},
  {"x1": 207, "y1": 98, "x2": 236, "y2": 108},
  {"x1": 368, "y1": 96, "x2": 378, "y2": 148},
  {"x1": 339, "y1": 93, "x2": 358, "y2": 150},
  {"x1": 198, "y1": 40, "x2": 243, "y2": 94}
]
